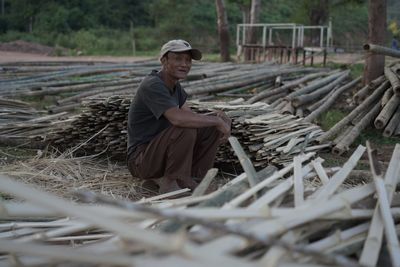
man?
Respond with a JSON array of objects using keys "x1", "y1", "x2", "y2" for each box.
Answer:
[{"x1": 127, "y1": 39, "x2": 231, "y2": 194}]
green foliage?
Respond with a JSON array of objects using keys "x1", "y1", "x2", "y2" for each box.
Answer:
[
  {"x1": 317, "y1": 109, "x2": 347, "y2": 131},
  {"x1": 355, "y1": 128, "x2": 400, "y2": 146}
]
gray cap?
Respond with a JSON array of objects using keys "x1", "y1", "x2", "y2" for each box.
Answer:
[{"x1": 160, "y1": 39, "x2": 202, "y2": 60}]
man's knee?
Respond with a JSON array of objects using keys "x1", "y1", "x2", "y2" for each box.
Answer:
[{"x1": 170, "y1": 126, "x2": 197, "y2": 142}]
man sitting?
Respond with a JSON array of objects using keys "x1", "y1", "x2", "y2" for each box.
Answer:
[{"x1": 127, "y1": 39, "x2": 231, "y2": 194}]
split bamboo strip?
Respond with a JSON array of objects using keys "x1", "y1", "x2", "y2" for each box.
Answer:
[
  {"x1": 311, "y1": 145, "x2": 366, "y2": 201},
  {"x1": 366, "y1": 142, "x2": 400, "y2": 267},
  {"x1": 359, "y1": 144, "x2": 400, "y2": 267},
  {"x1": 228, "y1": 136, "x2": 258, "y2": 188}
]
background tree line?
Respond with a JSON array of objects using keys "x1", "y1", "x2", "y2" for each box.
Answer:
[{"x1": 0, "y1": 0, "x2": 398, "y2": 56}]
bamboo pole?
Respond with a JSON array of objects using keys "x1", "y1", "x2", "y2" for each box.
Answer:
[
  {"x1": 291, "y1": 71, "x2": 350, "y2": 108},
  {"x1": 332, "y1": 102, "x2": 381, "y2": 155},
  {"x1": 353, "y1": 76, "x2": 385, "y2": 104},
  {"x1": 384, "y1": 106, "x2": 400, "y2": 137},
  {"x1": 374, "y1": 94, "x2": 400, "y2": 129},
  {"x1": 246, "y1": 72, "x2": 326, "y2": 104},
  {"x1": 286, "y1": 70, "x2": 342, "y2": 99},
  {"x1": 317, "y1": 81, "x2": 389, "y2": 143},
  {"x1": 381, "y1": 86, "x2": 394, "y2": 107},
  {"x1": 304, "y1": 77, "x2": 361, "y2": 122},
  {"x1": 363, "y1": 43, "x2": 400, "y2": 58}
]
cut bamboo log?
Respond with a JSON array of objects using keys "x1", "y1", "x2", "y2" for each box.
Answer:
[
  {"x1": 317, "y1": 80, "x2": 390, "y2": 143},
  {"x1": 384, "y1": 106, "x2": 400, "y2": 137},
  {"x1": 304, "y1": 77, "x2": 361, "y2": 122},
  {"x1": 291, "y1": 71, "x2": 350, "y2": 108},
  {"x1": 381, "y1": 86, "x2": 394, "y2": 107},
  {"x1": 353, "y1": 76, "x2": 385, "y2": 104},
  {"x1": 332, "y1": 102, "x2": 381, "y2": 155},
  {"x1": 364, "y1": 43, "x2": 400, "y2": 58},
  {"x1": 374, "y1": 94, "x2": 400, "y2": 129}
]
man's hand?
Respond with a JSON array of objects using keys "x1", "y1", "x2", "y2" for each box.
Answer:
[{"x1": 215, "y1": 113, "x2": 231, "y2": 143}]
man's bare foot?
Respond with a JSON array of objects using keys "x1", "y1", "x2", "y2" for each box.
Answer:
[
  {"x1": 178, "y1": 177, "x2": 199, "y2": 191},
  {"x1": 157, "y1": 177, "x2": 182, "y2": 194}
]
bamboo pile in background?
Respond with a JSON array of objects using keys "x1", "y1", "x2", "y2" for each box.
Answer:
[
  {"x1": 317, "y1": 61, "x2": 400, "y2": 155},
  {"x1": 1, "y1": 141, "x2": 399, "y2": 267},
  {"x1": 48, "y1": 96, "x2": 327, "y2": 168}
]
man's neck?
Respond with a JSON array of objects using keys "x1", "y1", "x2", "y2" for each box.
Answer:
[{"x1": 159, "y1": 70, "x2": 177, "y2": 91}]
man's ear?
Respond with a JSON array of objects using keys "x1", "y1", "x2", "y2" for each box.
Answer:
[{"x1": 160, "y1": 55, "x2": 167, "y2": 65}]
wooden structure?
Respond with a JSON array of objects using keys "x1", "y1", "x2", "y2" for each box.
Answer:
[{"x1": 236, "y1": 22, "x2": 332, "y2": 65}]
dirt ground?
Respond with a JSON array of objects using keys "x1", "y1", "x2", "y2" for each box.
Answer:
[
  {"x1": 0, "y1": 51, "x2": 153, "y2": 63},
  {"x1": 0, "y1": 50, "x2": 367, "y2": 64}
]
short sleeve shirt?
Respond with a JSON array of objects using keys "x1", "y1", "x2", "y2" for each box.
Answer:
[{"x1": 127, "y1": 70, "x2": 187, "y2": 157}]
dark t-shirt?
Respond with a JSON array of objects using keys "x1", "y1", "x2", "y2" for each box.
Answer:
[{"x1": 127, "y1": 70, "x2": 187, "y2": 157}]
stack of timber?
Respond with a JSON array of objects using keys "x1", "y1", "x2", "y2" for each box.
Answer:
[
  {"x1": 317, "y1": 61, "x2": 400, "y2": 155},
  {"x1": 1, "y1": 141, "x2": 400, "y2": 267},
  {"x1": 48, "y1": 96, "x2": 327, "y2": 168}
]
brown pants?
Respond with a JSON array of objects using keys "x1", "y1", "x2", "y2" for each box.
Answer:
[{"x1": 127, "y1": 126, "x2": 221, "y2": 181}]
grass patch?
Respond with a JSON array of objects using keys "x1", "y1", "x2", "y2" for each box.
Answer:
[
  {"x1": 354, "y1": 127, "x2": 400, "y2": 146},
  {"x1": 316, "y1": 109, "x2": 347, "y2": 131}
]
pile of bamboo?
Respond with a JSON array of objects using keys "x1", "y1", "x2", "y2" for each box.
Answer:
[
  {"x1": 247, "y1": 69, "x2": 361, "y2": 122},
  {"x1": 1, "y1": 141, "x2": 399, "y2": 267},
  {"x1": 48, "y1": 96, "x2": 327, "y2": 167},
  {"x1": 317, "y1": 61, "x2": 400, "y2": 155}
]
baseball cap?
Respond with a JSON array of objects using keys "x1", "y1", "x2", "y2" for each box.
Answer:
[{"x1": 160, "y1": 39, "x2": 202, "y2": 60}]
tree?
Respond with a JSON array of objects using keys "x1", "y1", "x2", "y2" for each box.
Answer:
[
  {"x1": 363, "y1": 0, "x2": 387, "y2": 85},
  {"x1": 215, "y1": 0, "x2": 230, "y2": 61},
  {"x1": 244, "y1": 0, "x2": 261, "y2": 61}
]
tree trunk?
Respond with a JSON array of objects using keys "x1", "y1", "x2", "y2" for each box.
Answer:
[
  {"x1": 244, "y1": 0, "x2": 261, "y2": 61},
  {"x1": 215, "y1": 0, "x2": 231, "y2": 62},
  {"x1": 363, "y1": 0, "x2": 387, "y2": 85}
]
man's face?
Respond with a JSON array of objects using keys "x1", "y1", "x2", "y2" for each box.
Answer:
[{"x1": 163, "y1": 52, "x2": 192, "y2": 80}]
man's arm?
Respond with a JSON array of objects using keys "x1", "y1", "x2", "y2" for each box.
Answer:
[{"x1": 164, "y1": 104, "x2": 231, "y2": 140}]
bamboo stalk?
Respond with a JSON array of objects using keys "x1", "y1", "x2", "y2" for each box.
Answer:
[
  {"x1": 384, "y1": 106, "x2": 400, "y2": 137},
  {"x1": 385, "y1": 66, "x2": 400, "y2": 95},
  {"x1": 353, "y1": 76, "x2": 385, "y2": 104},
  {"x1": 317, "y1": 81, "x2": 389, "y2": 143},
  {"x1": 291, "y1": 71, "x2": 350, "y2": 108},
  {"x1": 381, "y1": 86, "x2": 394, "y2": 107},
  {"x1": 304, "y1": 77, "x2": 362, "y2": 123},
  {"x1": 246, "y1": 72, "x2": 326, "y2": 104},
  {"x1": 364, "y1": 43, "x2": 400, "y2": 58},
  {"x1": 374, "y1": 94, "x2": 400, "y2": 129},
  {"x1": 332, "y1": 102, "x2": 381, "y2": 155}
]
